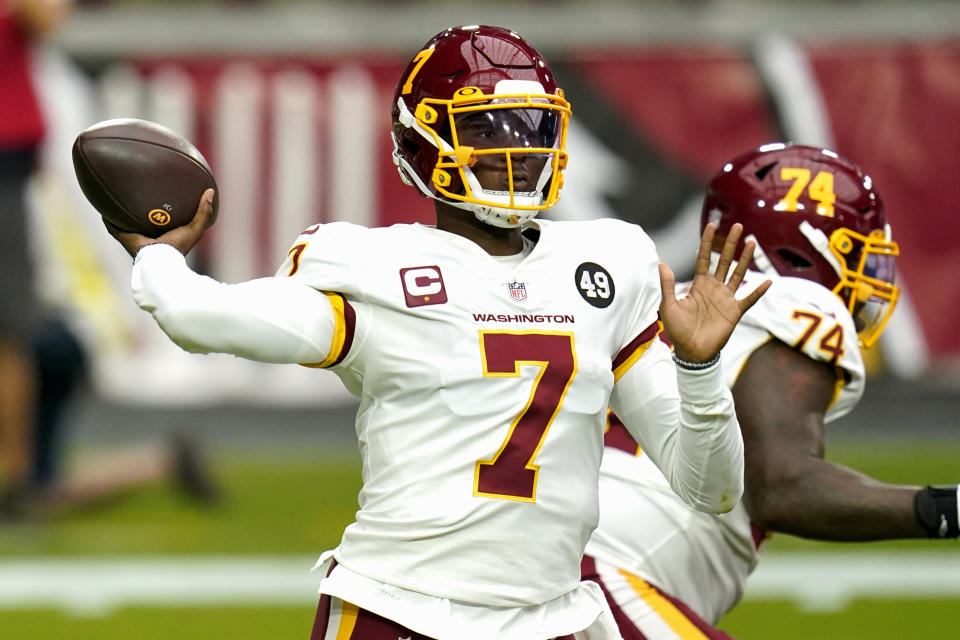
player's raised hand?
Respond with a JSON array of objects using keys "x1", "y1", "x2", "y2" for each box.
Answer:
[
  {"x1": 109, "y1": 189, "x2": 217, "y2": 258},
  {"x1": 659, "y1": 222, "x2": 771, "y2": 364}
]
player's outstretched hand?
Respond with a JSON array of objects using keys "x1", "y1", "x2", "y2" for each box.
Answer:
[
  {"x1": 109, "y1": 189, "x2": 217, "y2": 258},
  {"x1": 659, "y1": 222, "x2": 771, "y2": 364}
]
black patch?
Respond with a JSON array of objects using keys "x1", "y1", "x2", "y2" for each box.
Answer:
[{"x1": 575, "y1": 262, "x2": 615, "y2": 308}]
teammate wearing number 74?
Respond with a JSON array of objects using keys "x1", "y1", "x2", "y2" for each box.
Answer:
[
  {"x1": 582, "y1": 144, "x2": 960, "y2": 640},
  {"x1": 107, "y1": 26, "x2": 767, "y2": 640}
]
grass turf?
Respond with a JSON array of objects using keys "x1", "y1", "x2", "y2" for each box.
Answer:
[
  {"x1": 0, "y1": 435, "x2": 957, "y2": 637},
  {"x1": 0, "y1": 605, "x2": 313, "y2": 640},
  {"x1": 720, "y1": 598, "x2": 960, "y2": 639},
  {"x1": 0, "y1": 447, "x2": 362, "y2": 556},
  {"x1": 3, "y1": 598, "x2": 957, "y2": 639}
]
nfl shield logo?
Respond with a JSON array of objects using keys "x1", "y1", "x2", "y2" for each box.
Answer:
[{"x1": 507, "y1": 281, "x2": 527, "y2": 302}]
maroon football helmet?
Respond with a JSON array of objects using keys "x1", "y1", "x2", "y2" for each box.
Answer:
[
  {"x1": 391, "y1": 25, "x2": 570, "y2": 228},
  {"x1": 701, "y1": 143, "x2": 899, "y2": 347}
]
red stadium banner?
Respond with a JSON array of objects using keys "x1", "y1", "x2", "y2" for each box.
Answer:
[{"x1": 50, "y1": 40, "x2": 960, "y2": 393}]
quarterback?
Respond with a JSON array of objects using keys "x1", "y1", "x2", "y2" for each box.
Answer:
[
  {"x1": 107, "y1": 26, "x2": 768, "y2": 640},
  {"x1": 583, "y1": 144, "x2": 958, "y2": 639}
]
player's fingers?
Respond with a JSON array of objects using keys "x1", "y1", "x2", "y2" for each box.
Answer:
[
  {"x1": 727, "y1": 239, "x2": 755, "y2": 291},
  {"x1": 713, "y1": 223, "x2": 742, "y2": 283},
  {"x1": 189, "y1": 189, "x2": 216, "y2": 229},
  {"x1": 737, "y1": 279, "x2": 772, "y2": 314},
  {"x1": 659, "y1": 262, "x2": 677, "y2": 308},
  {"x1": 156, "y1": 190, "x2": 215, "y2": 255},
  {"x1": 694, "y1": 223, "x2": 716, "y2": 276}
]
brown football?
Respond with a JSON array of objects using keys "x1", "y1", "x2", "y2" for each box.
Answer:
[{"x1": 72, "y1": 118, "x2": 218, "y2": 237}]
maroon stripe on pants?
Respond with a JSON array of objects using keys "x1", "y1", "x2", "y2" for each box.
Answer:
[
  {"x1": 644, "y1": 580, "x2": 738, "y2": 640},
  {"x1": 310, "y1": 592, "x2": 333, "y2": 640},
  {"x1": 311, "y1": 564, "x2": 585, "y2": 640},
  {"x1": 310, "y1": 591, "x2": 434, "y2": 640},
  {"x1": 312, "y1": 599, "x2": 583, "y2": 640},
  {"x1": 581, "y1": 555, "x2": 651, "y2": 640},
  {"x1": 310, "y1": 559, "x2": 338, "y2": 639},
  {"x1": 581, "y1": 555, "x2": 739, "y2": 640}
]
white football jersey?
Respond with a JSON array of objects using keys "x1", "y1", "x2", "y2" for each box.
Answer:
[
  {"x1": 584, "y1": 269, "x2": 865, "y2": 624},
  {"x1": 274, "y1": 218, "x2": 665, "y2": 608},
  {"x1": 132, "y1": 216, "x2": 744, "y2": 639}
]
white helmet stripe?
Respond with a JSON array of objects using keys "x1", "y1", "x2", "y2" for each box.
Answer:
[{"x1": 745, "y1": 234, "x2": 779, "y2": 277}]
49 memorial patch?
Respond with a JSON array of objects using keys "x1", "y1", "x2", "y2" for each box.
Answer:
[{"x1": 575, "y1": 262, "x2": 615, "y2": 308}]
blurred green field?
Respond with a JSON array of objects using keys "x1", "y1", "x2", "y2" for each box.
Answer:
[
  {"x1": 1, "y1": 598, "x2": 956, "y2": 640},
  {"x1": 0, "y1": 447, "x2": 362, "y2": 556},
  {"x1": 0, "y1": 436, "x2": 957, "y2": 638}
]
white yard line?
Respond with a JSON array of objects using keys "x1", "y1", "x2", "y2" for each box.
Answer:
[
  {"x1": 1, "y1": 552, "x2": 959, "y2": 614},
  {"x1": 0, "y1": 556, "x2": 321, "y2": 615},
  {"x1": 746, "y1": 552, "x2": 960, "y2": 611}
]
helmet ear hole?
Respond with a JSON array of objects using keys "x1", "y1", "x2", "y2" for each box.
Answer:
[
  {"x1": 754, "y1": 162, "x2": 777, "y2": 180},
  {"x1": 775, "y1": 248, "x2": 813, "y2": 270}
]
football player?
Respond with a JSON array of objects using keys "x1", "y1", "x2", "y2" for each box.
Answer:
[
  {"x1": 583, "y1": 143, "x2": 957, "y2": 639},
  {"x1": 107, "y1": 26, "x2": 769, "y2": 640}
]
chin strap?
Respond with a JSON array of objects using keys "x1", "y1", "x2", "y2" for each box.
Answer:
[{"x1": 471, "y1": 203, "x2": 538, "y2": 228}]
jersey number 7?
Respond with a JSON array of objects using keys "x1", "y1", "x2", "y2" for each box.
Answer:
[{"x1": 474, "y1": 331, "x2": 577, "y2": 502}]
